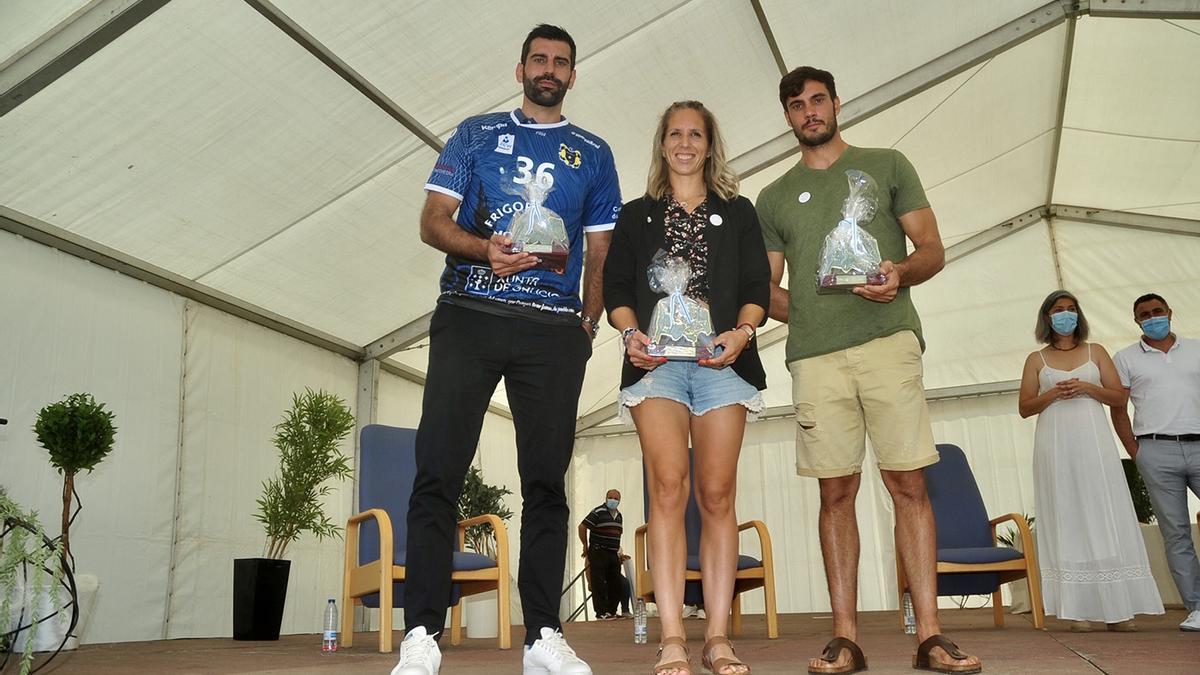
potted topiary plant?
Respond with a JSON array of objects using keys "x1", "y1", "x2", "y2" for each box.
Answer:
[
  {"x1": 28, "y1": 392, "x2": 115, "y2": 651},
  {"x1": 234, "y1": 388, "x2": 354, "y2": 641},
  {"x1": 456, "y1": 466, "x2": 513, "y2": 639},
  {"x1": 33, "y1": 394, "x2": 116, "y2": 570}
]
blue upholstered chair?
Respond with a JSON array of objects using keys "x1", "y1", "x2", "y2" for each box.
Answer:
[
  {"x1": 897, "y1": 443, "x2": 1044, "y2": 629},
  {"x1": 634, "y1": 449, "x2": 778, "y2": 638},
  {"x1": 340, "y1": 424, "x2": 511, "y2": 652}
]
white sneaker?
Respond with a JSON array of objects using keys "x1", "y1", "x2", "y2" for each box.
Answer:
[
  {"x1": 522, "y1": 627, "x2": 592, "y2": 674},
  {"x1": 390, "y1": 626, "x2": 442, "y2": 675},
  {"x1": 1181, "y1": 609, "x2": 1200, "y2": 632}
]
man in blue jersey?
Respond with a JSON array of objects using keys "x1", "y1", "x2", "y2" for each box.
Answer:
[{"x1": 392, "y1": 25, "x2": 620, "y2": 675}]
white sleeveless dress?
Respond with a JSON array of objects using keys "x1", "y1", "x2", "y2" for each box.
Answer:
[{"x1": 1033, "y1": 346, "x2": 1163, "y2": 621}]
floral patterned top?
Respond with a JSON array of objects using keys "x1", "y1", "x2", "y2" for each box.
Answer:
[{"x1": 663, "y1": 194, "x2": 710, "y2": 302}]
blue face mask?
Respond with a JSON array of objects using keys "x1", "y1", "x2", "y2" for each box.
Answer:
[
  {"x1": 1050, "y1": 311, "x2": 1078, "y2": 336},
  {"x1": 1141, "y1": 316, "x2": 1170, "y2": 340},
  {"x1": 606, "y1": 499, "x2": 619, "y2": 510}
]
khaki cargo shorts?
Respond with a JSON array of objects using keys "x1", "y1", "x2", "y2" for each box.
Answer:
[{"x1": 788, "y1": 330, "x2": 939, "y2": 478}]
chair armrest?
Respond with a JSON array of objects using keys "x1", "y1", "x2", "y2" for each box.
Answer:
[
  {"x1": 348, "y1": 508, "x2": 393, "y2": 528},
  {"x1": 634, "y1": 524, "x2": 649, "y2": 598},
  {"x1": 456, "y1": 514, "x2": 510, "y2": 562},
  {"x1": 738, "y1": 520, "x2": 775, "y2": 569},
  {"x1": 988, "y1": 512, "x2": 1033, "y2": 550},
  {"x1": 345, "y1": 508, "x2": 393, "y2": 568}
]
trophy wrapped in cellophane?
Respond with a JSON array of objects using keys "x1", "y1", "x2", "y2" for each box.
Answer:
[
  {"x1": 645, "y1": 251, "x2": 715, "y2": 360},
  {"x1": 816, "y1": 169, "x2": 886, "y2": 291},
  {"x1": 506, "y1": 173, "x2": 569, "y2": 274}
]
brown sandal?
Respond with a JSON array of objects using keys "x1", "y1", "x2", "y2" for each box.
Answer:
[
  {"x1": 655, "y1": 635, "x2": 691, "y2": 675},
  {"x1": 808, "y1": 637, "x2": 867, "y2": 674},
  {"x1": 912, "y1": 634, "x2": 981, "y2": 673},
  {"x1": 701, "y1": 635, "x2": 749, "y2": 674}
]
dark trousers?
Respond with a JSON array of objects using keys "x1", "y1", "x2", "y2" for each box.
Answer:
[
  {"x1": 587, "y1": 547, "x2": 622, "y2": 616},
  {"x1": 404, "y1": 303, "x2": 591, "y2": 646}
]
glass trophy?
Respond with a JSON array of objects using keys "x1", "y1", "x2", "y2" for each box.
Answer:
[
  {"x1": 816, "y1": 169, "x2": 886, "y2": 291},
  {"x1": 645, "y1": 252, "x2": 716, "y2": 360},
  {"x1": 506, "y1": 173, "x2": 569, "y2": 274}
]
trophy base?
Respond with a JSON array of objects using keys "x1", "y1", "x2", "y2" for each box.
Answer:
[
  {"x1": 504, "y1": 244, "x2": 568, "y2": 274},
  {"x1": 646, "y1": 341, "x2": 716, "y2": 361},
  {"x1": 818, "y1": 272, "x2": 887, "y2": 292}
]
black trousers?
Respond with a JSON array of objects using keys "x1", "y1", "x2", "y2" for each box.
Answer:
[
  {"x1": 404, "y1": 303, "x2": 591, "y2": 646},
  {"x1": 587, "y1": 546, "x2": 622, "y2": 617}
]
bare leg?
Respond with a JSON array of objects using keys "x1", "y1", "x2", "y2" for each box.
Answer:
[
  {"x1": 691, "y1": 405, "x2": 749, "y2": 674},
  {"x1": 882, "y1": 469, "x2": 980, "y2": 670},
  {"x1": 633, "y1": 399, "x2": 692, "y2": 674},
  {"x1": 809, "y1": 473, "x2": 861, "y2": 672}
]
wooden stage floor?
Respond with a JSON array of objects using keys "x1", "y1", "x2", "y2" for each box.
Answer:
[{"x1": 14, "y1": 608, "x2": 1198, "y2": 674}]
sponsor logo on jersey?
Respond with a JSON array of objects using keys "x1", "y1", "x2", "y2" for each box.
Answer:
[
  {"x1": 495, "y1": 133, "x2": 514, "y2": 155},
  {"x1": 486, "y1": 199, "x2": 527, "y2": 228},
  {"x1": 433, "y1": 162, "x2": 457, "y2": 176},
  {"x1": 569, "y1": 131, "x2": 601, "y2": 150},
  {"x1": 559, "y1": 143, "x2": 583, "y2": 169}
]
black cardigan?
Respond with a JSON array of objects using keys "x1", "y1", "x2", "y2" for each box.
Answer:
[{"x1": 603, "y1": 192, "x2": 771, "y2": 390}]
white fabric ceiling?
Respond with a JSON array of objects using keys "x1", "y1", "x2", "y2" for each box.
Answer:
[{"x1": 3, "y1": 0, "x2": 1199, "y2": 426}]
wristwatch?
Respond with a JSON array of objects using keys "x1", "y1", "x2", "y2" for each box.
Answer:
[{"x1": 581, "y1": 315, "x2": 599, "y2": 338}]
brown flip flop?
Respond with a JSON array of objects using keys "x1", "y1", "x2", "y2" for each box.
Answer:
[
  {"x1": 808, "y1": 637, "x2": 867, "y2": 674},
  {"x1": 912, "y1": 634, "x2": 981, "y2": 673}
]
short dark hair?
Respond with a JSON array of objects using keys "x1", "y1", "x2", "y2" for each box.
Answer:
[
  {"x1": 779, "y1": 66, "x2": 837, "y2": 108},
  {"x1": 521, "y1": 24, "x2": 576, "y2": 69},
  {"x1": 1133, "y1": 293, "x2": 1169, "y2": 313},
  {"x1": 1034, "y1": 289, "x2": 1089, "y2": 344}
]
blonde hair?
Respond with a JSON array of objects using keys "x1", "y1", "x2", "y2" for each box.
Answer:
[{"x1": 645, "y1": 100, "x2": 739, "y2": 202}]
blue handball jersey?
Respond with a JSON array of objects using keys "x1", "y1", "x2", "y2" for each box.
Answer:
[{"x1": 425, "y1": 110, "x2": 622, "y2": 318}]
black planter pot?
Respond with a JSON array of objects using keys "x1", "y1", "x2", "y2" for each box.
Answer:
[{"x1": 232, "y1": 558, "x2": 291, "y2": 640}]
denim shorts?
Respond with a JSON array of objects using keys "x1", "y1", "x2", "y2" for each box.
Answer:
[{"x1": 617, "y1": 360, "x2": 764, "y2": 424}]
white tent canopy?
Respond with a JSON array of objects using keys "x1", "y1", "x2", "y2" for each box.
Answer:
[{"x1": 2, "y1": 0, "x2": 1198, "y2": 644}]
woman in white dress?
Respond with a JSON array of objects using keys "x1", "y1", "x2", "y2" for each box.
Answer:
[{"x1": 1018, "y1": 290, "x2": 1163, "y2": 632}]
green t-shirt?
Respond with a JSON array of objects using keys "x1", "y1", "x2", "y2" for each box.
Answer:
[{"x1": 757, "y1": 146, "x2": 928, "y2": 364}]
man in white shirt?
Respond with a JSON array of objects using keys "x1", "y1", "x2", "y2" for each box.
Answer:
[{"x1": 1112, "y1": 293, "x2": 1200, "y2": 632}]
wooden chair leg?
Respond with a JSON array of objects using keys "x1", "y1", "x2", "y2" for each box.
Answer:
[
  {"x1": 763, "y1": 570, "x2": 779, "y2": 639},
  {"x1": 731, "y1": 594, "x2": 742, "y2": 637},
  {"x1": 341, "y1": 523, "x2": 358, "y2": 649},
  {"x1": 341, "y1": 597, "x2": 357, "y2": 649},
  {"x1": 496, "y1": 554, "x2": 511, "y2": 648},
  {"x1": 1025, "y1": 569, "x2": 1046, "y2": 630},
  {"x1": 450, "y1": 602, "x2": 462, "y2": 645},
  {"x1": 992, "y1": 588, "x2": 1004, "y2": 627},
  {"x1": 379, "y1": 576, "x2": 393, "y2": 653}
]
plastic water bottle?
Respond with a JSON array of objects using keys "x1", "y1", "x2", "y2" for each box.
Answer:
[
  {"x1": 902, "y1": 592, "x2": 916, "y2": 635},
  {"x1": 633, "y1": 598, "x2": 647, "y2": 644},
  {"x1": 322, "y1": 598, "x2": 338, "y2": 652}
]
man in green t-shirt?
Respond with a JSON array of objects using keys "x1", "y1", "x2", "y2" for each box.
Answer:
[{"x1": 757, "y1": 66, "x2": 980, "y2": 674}]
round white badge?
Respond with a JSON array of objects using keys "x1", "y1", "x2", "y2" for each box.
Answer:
[
  {"x1": 798, "y1": 191, "x2": 812, "y2": 203},
  {"x1": 709, "y1": 214, "x2": 723, "y2": 226}
]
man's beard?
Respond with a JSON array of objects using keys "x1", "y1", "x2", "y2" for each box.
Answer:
[
  {"x1": 794, "y1": 116, "x2": 837, "y2": 147},
  {"x1": 523, "y1": 75, "x2": 567, "y2": 108}
]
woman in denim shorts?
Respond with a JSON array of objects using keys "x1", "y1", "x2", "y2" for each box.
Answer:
[{"x1": 603, "y1": 100, "x2": 771, "y2": 675}]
